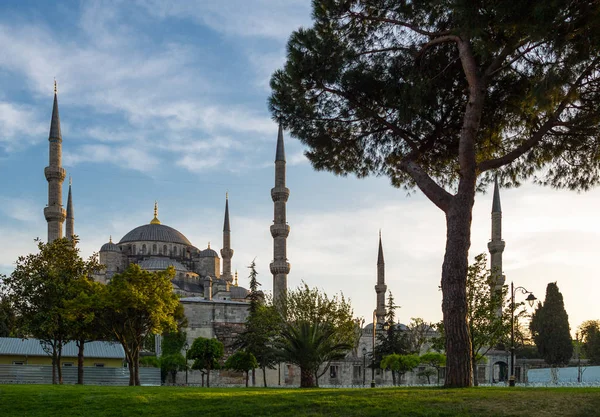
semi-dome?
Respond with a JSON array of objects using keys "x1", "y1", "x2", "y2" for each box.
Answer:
[
  {"x1": 119, "y1": 223, "x2": 192, "y2": 246},
  {"x1": 199, "y1": 246, "x2": 218, "y2": 258},
  {"x1": 139, "y1": 257, "x2": 189, "y2": 272}
]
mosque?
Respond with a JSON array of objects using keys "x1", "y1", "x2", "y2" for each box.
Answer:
[{"x1": 41, "y1": 83, "x2": 512, "y2": 386}]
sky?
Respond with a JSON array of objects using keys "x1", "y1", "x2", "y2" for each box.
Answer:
[{"x1": 0, "y1": 0, "x2": 598, "y2": 334}]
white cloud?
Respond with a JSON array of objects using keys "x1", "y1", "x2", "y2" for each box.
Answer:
[
  {"x1": 0, "y1": 101, "x2": 47, "y2": 150},
  {"x1": 63, "y1": 144, "x2": 160, "y2": 172}
]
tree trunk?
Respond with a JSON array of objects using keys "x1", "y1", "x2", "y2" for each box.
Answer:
[
  {"x1": 472, "y1": 357, "x2": 479, "y2": 387},
  {"x1": 125, "y1": 353, "x2": 134, "y2": 386},
  {"x1": 300, "y1": 367, "x2": 314, "y2": 388},
  {"x1": 77, "y1": 339, "x2": 85, "y2": 385},
  {"x1": 245, "y1": 371, "x2": 249, "y2": 388},
  {"x1": 392, "y1": 370, "x2": 396, "y2": 386},
  {"x1": 51, "y1": 349, "x2": 57, "y2": 385},
  {"x1": 134, "y1": 349, "x2": 140, "y2": 386},
  {"x1": 252, "y1": 368, "x2": 255, "y2": 386},
  {"x1": 262, "y1": 366, "x2": 267, "y2": 387},
  {"x1": 57, "y1": 345, "x2": 63, "y2": 384},
  {"x1": 441, "y1": 194, "x2": 475, "y2": 388},
  {"x1": 207, "y1": 365, "x2": 211, "y2": 388}
]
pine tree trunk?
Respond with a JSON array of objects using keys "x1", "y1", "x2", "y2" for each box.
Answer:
[
  {"x1": 77, "y1": 339, "x2": 85, "y2": 385},
  {"x1": 300, "y1": 367, "x2": 314, "y2": 388},
  {"x1": 441, "y1": 194, "x2": 475, "y2": 388}
]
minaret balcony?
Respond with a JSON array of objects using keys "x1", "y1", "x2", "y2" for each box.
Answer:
[
  {"x1": 44, "y1": 206, "x2": 66, "y2": 222},
  {"x1": 375, "y1": 283, "x2": 387, "y2": 293},
  {"x1": 271, "y1": 187, "x2": 290, "y2": 202},
  {"x1": 270, "y1": 223, "x2": 290, "y2": 238},
  {"x1": 487, "y1": 240, "x2": 505, "y2": 253},
  {"x1": 270, "y1": 259, "x2": 291, "y2": 275},
  {"x1": 220, "y1": 248, "x2": 234, "y2": 258},
  {"x1": 44, "y1": 166, "x2": 66, "y2": 181}
]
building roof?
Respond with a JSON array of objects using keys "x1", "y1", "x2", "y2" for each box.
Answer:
[
  {"x1": 492, "y1": 176, "x2": 502, "y2": 213},
  {"x1": 49, "y1": 92, "x2": 61, "y2": 140},
  {"x1": 139, "y1": 257, "x2": 190, "y2": 272},
  {"x1": 223, "y1": 196, "x2": 230, "y2": 232},
  {"x1": 119, "y1": 223, "x2": 193, "y2": 246},
  {"x1": 100, "y1": 238, "x2": 120, "y2": 252},
  {"x1": 0, "y1": 338, "x2": 125, "y2": 359},
  {"x1": 199, "y1": 247, "x2": 219, "y2": 258}
]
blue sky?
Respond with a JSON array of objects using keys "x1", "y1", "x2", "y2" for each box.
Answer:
[{"x1": 1, "y1": 0, "x2": 598, "y2": 333}]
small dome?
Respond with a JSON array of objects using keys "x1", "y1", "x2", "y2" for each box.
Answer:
[
  {"x1": 199, "y1": 248, "x2": 219, "y2": 258},
  {"x1": 230, "y1": 286, "x2": 249, "y2": 299},
  {"x1": 139, "y1": 257, "x2": 189, "y2": 273},
  {"x1": 100, "y1": 241, "x2": 120, "y2": 252}
]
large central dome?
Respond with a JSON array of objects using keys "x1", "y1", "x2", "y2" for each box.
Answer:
[{"x1": 119, "y1": 223, "x2": 192, "y2": 246}]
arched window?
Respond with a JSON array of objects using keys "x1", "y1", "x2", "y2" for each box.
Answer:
[
  {"x1": 174, "y1": 246, "x2": 178, "y2": 256},
  {"x1": 153, "y1": 244, "x2": 157, "y2": 254},
  {"x1": 142, "y1": 244, "x2": 147, "y2": 254},
  {"x1": 163, "y1": 245, "x2": 167, "y2": 255},
  {"x1": 133, "y1": 245, "x2": 137, "y2": 254}
]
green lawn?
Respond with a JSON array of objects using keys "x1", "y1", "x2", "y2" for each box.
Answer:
[{"x1": 0, "y1": 385, "x2": 599, "y2": 417}]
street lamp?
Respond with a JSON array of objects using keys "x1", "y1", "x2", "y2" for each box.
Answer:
[
  {"x1": 362, "y1": 347, "x2": 367, "y2": 387},
  {"x1": 184, "y1": 341, "x2": 189, "y2": 385},
  {"x1": 510, "y1": 281, "x2": 536, "y2": 387}
]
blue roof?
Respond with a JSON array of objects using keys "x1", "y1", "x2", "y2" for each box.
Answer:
[{"x1": 0, "y1": 338, "x2": 125, "y2": 359}]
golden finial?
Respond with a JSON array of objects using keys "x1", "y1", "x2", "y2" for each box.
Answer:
[
  {"x1": 226, "y1": 191, "x2": 228, "y2": 200},
  {"x1": 208, "y1": 242, "x2": 211, "y2": 249},
  {"x1": 109, "y1": 235, "x2": 112, "y2": 243},
  {"x1": 54, "y1": 79, "x2": 57, "y2": 94},
  {"x1": 69, "y1": 176, "x2": 72, "y2": 187},
  {"x1": 150, "y1": 201, "x2": 161, "y2": 224},
  {"x1": 379, "y1": 229, "x2": 381, "y2": 239},
  {"x1": 234, "y1": 270, "x2": 238, "y2": 287}
]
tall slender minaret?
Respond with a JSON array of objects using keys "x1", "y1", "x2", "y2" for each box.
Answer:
[
  {"x1": 270, "y1": 124, "x2": 291, "y2": 304},
  {"x1": 220, "y1": 193, "x2": 234, "y2": 283},
  {"x1": 65, "y1": 177, "x2": 74, "y2": 241},
  {"x1": 487, "y1": 176, "x2": 506, "y2": 314},
  {"x1": 44, "y1": 81, "x2": 67, "y2": 242},
  {"x1": 375, "y1": 230, "x2": 387, "y2": 325}
]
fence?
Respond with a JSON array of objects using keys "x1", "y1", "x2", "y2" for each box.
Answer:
[{"x1": 0, "y1": 364, "x2": 160, "y2": 386}]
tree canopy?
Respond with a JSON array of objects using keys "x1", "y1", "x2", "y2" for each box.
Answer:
[
  {"x1": 188, "y1": 337, "x2": 224, "y2": 388},
  {"x1": 270, "y1": 0, "x2": 600, "y2": 387},
  {"x1": 578, "y1": 320, "x2": 600, "y2": 365},
  {"x1": 224, "y1": 351, "x2": 258, "y2": 387},
  {"x1": 530, "y1": 282, "x2": 573, "y2": 367}
]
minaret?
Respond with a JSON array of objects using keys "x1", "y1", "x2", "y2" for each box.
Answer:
[
  {"x1": 270, "y1": 124, "x2": 291, "y2": 304},
  {"x1": 65, "y1": 177, "x2": 74, "y2": 241},
  {"x1": 220, "y1": 193, "x2": 234, "y2": 283},
  {"x1": 375, "y1": 230, "x2": 387, "y2": 325},
  {"x1": 44, "y1": 81, "x2": 67, "y2": 242},
  {"x1": 487, "y1": 176, "x2": 506, "y2": 313}
]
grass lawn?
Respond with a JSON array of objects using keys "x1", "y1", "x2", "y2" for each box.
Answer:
[{"x1": 0, "y1": 385, "x2": 599, "y2": 417}]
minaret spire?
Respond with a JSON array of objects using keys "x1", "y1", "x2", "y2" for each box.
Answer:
[
  {"x1": 65, "y1": 177, "x2": 74, "y2": 241},
  {"x1": 375, "y1": 230, "x2": 387, "y2": 325},
  {"x1": 270, "y1": 123, "x2": 291, "y2": 304},
  {"x1": 150, "y1": 201, "x2": 161, "y2": 224},
  {"x1": 44, "y1": 81, "x2": 67, "y2": 242},
  {"x1": 488, "y1": 175, "x2": 506, "y2": 315},
  {"x1": 220, "y1": 193, "x2": 234, "y2": 283}
]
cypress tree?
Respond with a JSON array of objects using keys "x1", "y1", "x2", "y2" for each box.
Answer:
[{"x1": 530, "y1": 283, "x2": 573, "y2": 367}]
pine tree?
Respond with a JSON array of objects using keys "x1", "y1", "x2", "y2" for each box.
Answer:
[{"x1": 530, "y1": 283, "x2": 573, "y2": 369}]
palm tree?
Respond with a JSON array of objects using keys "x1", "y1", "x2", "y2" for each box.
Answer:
[{"x1": 279, "y1": 320, "x2": 352, "y2": 387}]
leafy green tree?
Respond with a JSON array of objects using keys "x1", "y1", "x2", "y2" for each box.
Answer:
[
  {"x1": 465, "y1": 253, "x2": 508, "y2": 386},
  {"x1": 278, "y1": 283, "x2": 357, "y2": 387},
  {"x1": 97, "y1": 264, "x2": 180, "y2": 386},
  {"x1": 579, "y1": 320, "x2": 600, "y2": 365},
  {"x1": 0, "y1": 292, "x2": 16, "y2": 337},
  {"x1": 419, "y1": 352, "x2": 446, "y2": 385},
  {"x1": 236, "y1": 303, "x2": 281, "y2": 387},
  {"x1": 160, "y1": 353, "x2": 187, "y2": 383},
  {"x1": 380, "y1": 354, "x2": 420, "y2": 385},
  {"x1": 2, "y1": 237, "x2": 99, "y2": 384},
  {"x1": 530, "y1": 283, "x2": 573, "y2": 374},
  {"x1": 139, "y1": 356, "x2": 160, "y2": 368},
  {"x1": 188, "y1": 337, "x2": 224, "y2": 388},
  {"x1": 225, "y1": 351, "x2": 258, "y2": 387},
  {"x1": 270, "y1": 0, "x2": 600, "y2": 387},
  {"x1": 373, "y1": 292, "x2": 409, "y2": 384}
]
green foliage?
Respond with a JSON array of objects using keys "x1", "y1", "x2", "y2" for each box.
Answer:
[
  {"x1": 1, "y1": 237, "x2": 100, "y2": 383},
  {"x1": 374, "y1": 292, "x2": 410, "y2": 367},
  {"x1": 0, "y1": 293, "x2": 16, "y2": 337},
  {"x1": 278, "y1": 283, "x2": 357, "y2": 387},
  {"x1": 530, "y1": 283, "x2": 573, "y2": 367},
  {"x1": 406, "y1": 318, "x2": 433, "y2": 354},
  {"x1": 160, "y1": 353, "x2": 187, "y2": 383},
  {"x1": 188, "y1": 337, "x2": 224, "y2": 387},
  {"x1": 225, "y1": 351, "x2": 258, "y2": 387},
  {"x1": 381, "y1": 354, "x2": 420, "y2": 380},
  {"x1": 139, "y1": 356, "x2": 160, "y2": 368},
  {"x1": 162, "y1": 331, "x2": 187, "y2": 356},
  {"x1": 579, "y1": 320, "x2": 600, "y2": 365},
  {"x1": 420, "y1": 352, "x2": 446, "y2": 369},
  {"x1": 246, "y1": 260, "x2": 262, "y2": 313},
  {"x1": 97, "y1": 264, "x2": 181, "y2": 385},
  {"x1": 235, "y1": 303, "x2": 281, "y2": 386}
]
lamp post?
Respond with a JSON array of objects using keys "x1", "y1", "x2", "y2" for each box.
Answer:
[
  {"x1": 362, "y1": 347, "x2": 367, "y2": 387},
  {"x1": 510, "y1": 281, "x2": 536, "y2": 387},
  {"x1": 371, "y1": 309, "x2": 376, "y2": 388},
  {"x1": 184, "y1": 341, "x2": 189, "y2": 385}
]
